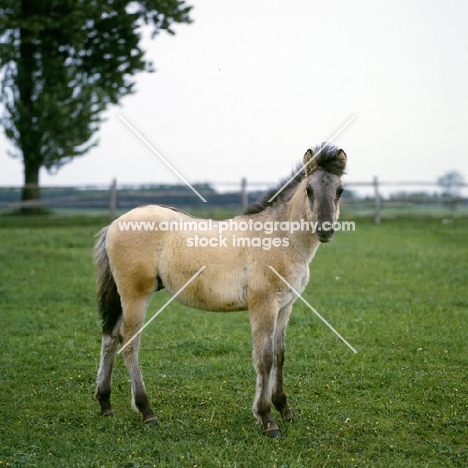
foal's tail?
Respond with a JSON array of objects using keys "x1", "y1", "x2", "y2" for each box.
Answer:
[{"x1": 94, "y1": 227, "x2": 122, "y2": 335}]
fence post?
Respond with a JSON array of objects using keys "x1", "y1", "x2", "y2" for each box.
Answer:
[
  {"x1": 241, "y1": 177, "x2": 248, "y2": 211},
  {"x1": 109, "y1": 178, "x2": 117, "y2": 221},
  {"x1": 373, "y1": 176, "x2": 380, "y2": 224}
]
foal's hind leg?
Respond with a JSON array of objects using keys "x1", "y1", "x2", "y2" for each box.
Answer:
[
  {"x1": 271, "y1": 303, "x2": 294, "y2": 422},
  {"x1": 119, "y1": 293, "x2": 158, "y2": 424},
  {"x1": 95, "y1": 324, "x2": 121, "y2": 416}
]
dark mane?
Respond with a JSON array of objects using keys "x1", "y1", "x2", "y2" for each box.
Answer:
[
  {"x1": 242, "y1": 164, "x2": 305, "y2": 215},
  {"x1": 308, "y1": 142, "x2": 347, "y2": 176},
  {"x1": 242, "y1": 143, "x2": 346, "y2": 216}
]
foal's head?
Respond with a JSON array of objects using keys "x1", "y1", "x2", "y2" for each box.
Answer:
[{"x1": 303, "y1": 144, "x2": 347, "y2": 243}]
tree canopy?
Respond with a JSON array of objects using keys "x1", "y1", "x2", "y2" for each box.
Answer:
[{"x1": 0, "y1": 0, "x2": 191, "y2": 207}]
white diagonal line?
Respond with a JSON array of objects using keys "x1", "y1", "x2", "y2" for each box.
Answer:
[
  {"x1": 268, "y1": 115, "x2": 357, "y2": 203},
  {"x1": 118, "y1": 266, "x2": 206, "y2": 354},
  {"x1": 118, "y1": 114, "x2": 207, "y2": 202},
  {"x1": 269, "y1": 266, "x2": 357, "y2": 354}
]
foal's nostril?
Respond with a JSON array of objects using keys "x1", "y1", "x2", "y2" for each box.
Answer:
[
  {"x1": 317, "y1": 223, "x2": 334, "y2": 235},
  {"x1": 317, "y1": 225, "x2": 335, "y2": 243}
]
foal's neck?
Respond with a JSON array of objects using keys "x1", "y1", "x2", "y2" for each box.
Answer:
[{"x1": 285, "y1": 185, "x2": 320, "y2": 261}]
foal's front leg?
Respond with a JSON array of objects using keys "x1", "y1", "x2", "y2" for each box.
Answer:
[
  {"x1": 249, "y1": 299, "x2": 281, "y2": 438},
  {"x1": 271, "y1": 303, "x2": 294, "y2": 422}
]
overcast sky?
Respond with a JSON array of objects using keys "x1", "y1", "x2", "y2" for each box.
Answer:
[{"x1": 1, "y1": 0, "x2": 467, "y2": 194}]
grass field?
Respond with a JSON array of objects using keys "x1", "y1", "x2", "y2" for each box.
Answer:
[{"x1": 0, "y1": 215, "x2": 467, "y2": 467}]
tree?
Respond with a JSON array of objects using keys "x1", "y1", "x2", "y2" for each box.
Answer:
[
  {"x1": 438, "y1": 170, "x2": 465, "y2": 212},
  {"x1": 0, "y1": 0, "x2": 191, "y2": 211},
  {"x1": 438, "y1": 171, "x2": 464, "y2": 198}
]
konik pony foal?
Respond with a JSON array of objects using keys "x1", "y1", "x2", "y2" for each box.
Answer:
[{"x1": 94, "y1": 144, "x2": 347, "y2": 438}]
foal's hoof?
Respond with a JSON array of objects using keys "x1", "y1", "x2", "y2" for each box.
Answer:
[
  {"x1": 264, "y1": 424, "x2": 281, "y2": 439},
  {"x1": 143, "y1": 417, "x2": 159, "y2": 426},
  {"x1": 101, "y1": 409, "x2": 115, "y2": 417},
  {"x1": 266, "y1": 428, "x2": 281, "y2": 439}
]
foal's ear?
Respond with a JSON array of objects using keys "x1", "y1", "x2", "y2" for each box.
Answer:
[{"x1": 303, "y1": 149, "x2": 318, "y2": 176}]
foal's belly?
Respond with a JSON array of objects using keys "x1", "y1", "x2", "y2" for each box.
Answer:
[{"x1": 161, "y1": 269, "x2": 248, "y2": 313}]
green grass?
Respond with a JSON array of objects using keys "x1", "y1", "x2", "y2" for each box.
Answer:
[{"x1": 0, "y1": 216, "x2": 467, "y2": 467}]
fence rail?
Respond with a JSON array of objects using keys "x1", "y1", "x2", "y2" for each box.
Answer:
[{"x1": 1, "y1": 179, "x2": 467, "y2": 222}]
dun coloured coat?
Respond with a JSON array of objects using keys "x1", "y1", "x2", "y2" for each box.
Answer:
[{"x1": 94, "y1": 143, "x2": 347, "y2": 438}]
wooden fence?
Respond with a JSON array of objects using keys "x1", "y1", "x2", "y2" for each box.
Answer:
[{"x1": 0, "y1": 178, "x2": 467, "y2": 223}]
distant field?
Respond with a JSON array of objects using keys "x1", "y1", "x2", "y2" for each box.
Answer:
[{"x1": 0, "y1": 216, "x2": 467, "y2": 467}]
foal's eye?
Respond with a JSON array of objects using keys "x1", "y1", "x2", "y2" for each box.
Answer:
[{"x1": 337, "y1": 187, "x2": 344, "y2": 198}]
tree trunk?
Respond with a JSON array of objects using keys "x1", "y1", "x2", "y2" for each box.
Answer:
[
  {"x1": 21, "y1": 160, "x2": 41, "y2": 210},
  {"x1": 18, "y1": 0, "x2": 43, "y2": 213}
]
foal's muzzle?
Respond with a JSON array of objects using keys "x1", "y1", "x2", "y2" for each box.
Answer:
[
  {"x1": 316, "y1": 223, "x2": 335, "y2": 243},
  {"x1": 318, "y1": 231, "x2": 334, "y2": 243}
]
